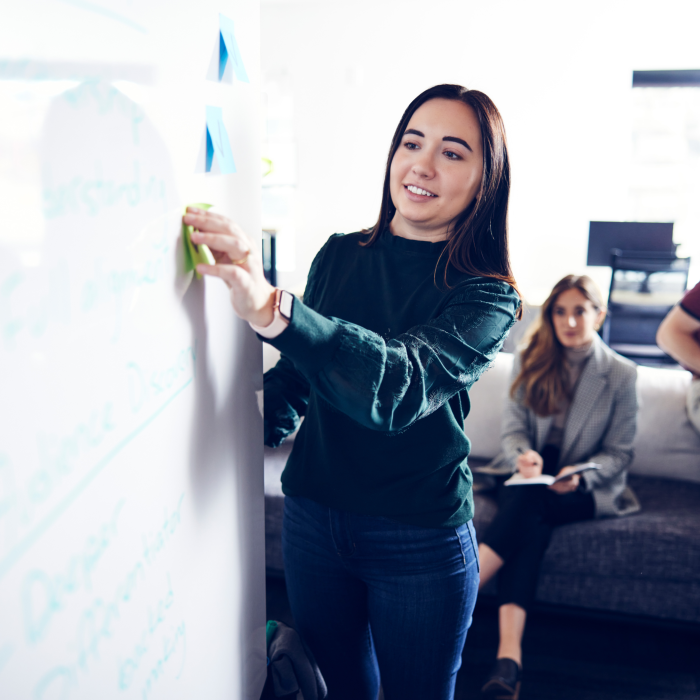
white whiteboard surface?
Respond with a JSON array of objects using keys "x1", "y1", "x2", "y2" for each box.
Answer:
[{"x1": 0, "y1": 2, "x2": 266, "y2": 699}]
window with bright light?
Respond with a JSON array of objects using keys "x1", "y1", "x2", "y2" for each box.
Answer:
[{"x1": 630, "y1": 83, "x2": 700, "y2": 287}]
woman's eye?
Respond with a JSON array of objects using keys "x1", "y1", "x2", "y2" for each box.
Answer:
[
  {"x1": 444, "y1": 150, "x2": 461, "y2": 160},
  {"x1": 404, "y1": 141, "x2": 419, "y2": 150}
]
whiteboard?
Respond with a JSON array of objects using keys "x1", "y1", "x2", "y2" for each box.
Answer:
[{"x1": 0, "y1": 2, "x2": 266, "y2": 699}]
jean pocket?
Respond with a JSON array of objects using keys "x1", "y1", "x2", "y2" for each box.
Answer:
[{"x1": 454, "y1": 521, "x2": 479, "y2": 573}]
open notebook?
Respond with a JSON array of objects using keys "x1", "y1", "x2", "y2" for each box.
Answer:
[{"x1": 504, "y1": 462, "x2": 601, "y2": 486}]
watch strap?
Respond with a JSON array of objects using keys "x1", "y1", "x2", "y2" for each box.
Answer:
[{"x1": 249, "y1": 289, "x2": 292, "y2": 339}]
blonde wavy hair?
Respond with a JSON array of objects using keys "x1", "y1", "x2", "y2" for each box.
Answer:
[{"x1": 511, "y1": 275, "x2": 606, "y2": 416}]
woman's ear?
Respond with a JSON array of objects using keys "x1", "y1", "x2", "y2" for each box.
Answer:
[{"x1": 594, "y1": 309, "x2": 606, "y2": 331}]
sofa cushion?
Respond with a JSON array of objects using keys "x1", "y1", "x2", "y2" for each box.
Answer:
[
  {"x1": 630, "y1": 366, "x2": 700, "y2": 483},
  {"x1": 264, "y1": 441, "x2": 291, "y2": 498},
  {"x1": 464, "y1": 352, "x2": 514, "y2": 460}
]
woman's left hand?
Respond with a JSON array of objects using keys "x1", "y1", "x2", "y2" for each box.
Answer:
[
  {"x1": 183, "y1": 207, "x2": 277, "y2": 326},
  {"x1": 548, "y1": 466, "x2": 581, "y2": 494}
]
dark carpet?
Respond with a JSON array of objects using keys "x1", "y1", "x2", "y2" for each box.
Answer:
[{"x1": 265, "y1": 577, "x2": 700, "y2": 700}]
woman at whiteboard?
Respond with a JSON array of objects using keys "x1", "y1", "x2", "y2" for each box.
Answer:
[{"x1": 185, "y1": 83, "x2": 521, "y2": 700}]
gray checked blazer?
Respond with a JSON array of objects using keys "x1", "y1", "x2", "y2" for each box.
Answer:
[{"x1": 484, "y1": 333, "x2": 640, "y2": 518}]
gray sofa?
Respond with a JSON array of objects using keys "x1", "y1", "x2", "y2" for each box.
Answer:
[{"x1": 263, "y1": 348, "x2": 700, "y2": 626}]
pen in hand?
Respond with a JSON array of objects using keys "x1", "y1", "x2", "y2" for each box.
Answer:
[
  {"x1": 516, "y1": 446, "x2": 536, "y2": 465},
  {"x1": 516, "y1": 446, "x2": 542, "y2": 477}
]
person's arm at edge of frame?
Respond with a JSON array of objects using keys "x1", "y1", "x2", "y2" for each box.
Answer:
[{"x1": 656, "y1": 305, "x2": 700, "y2": 376}]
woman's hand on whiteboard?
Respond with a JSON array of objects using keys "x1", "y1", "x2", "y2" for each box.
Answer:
[{"x1": 183, "y1": 207, "x2": 276, "y2": 327}]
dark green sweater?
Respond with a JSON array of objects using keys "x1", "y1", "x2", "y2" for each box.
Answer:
[{"x1": 263, "y1": 229, "x2": 520, "y2": 527}]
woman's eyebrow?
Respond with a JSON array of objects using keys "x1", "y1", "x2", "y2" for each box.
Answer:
[
  {"x1": 443, "y1": 136, "x2": 472, "y2": 152},
  {"x1": 404, "y1": 129, "x2": 473, "y2": 152}
]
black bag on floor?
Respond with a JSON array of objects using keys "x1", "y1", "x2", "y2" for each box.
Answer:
[{"x1": 259, "y1": 621, "x2": 327, "y2": 700}]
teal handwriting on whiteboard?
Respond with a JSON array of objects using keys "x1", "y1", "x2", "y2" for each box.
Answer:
[
  {"x1": 219, "y1": 14, "x2": 249, "y2": 83},
  {"x1": 43, "y1": 161, "x2": 165, "y2": 220},
  {"x1": 0, "y1": 349, "x2": 195, "y2": 583},
  {"x1": 127, "y1": 346, "x2": 196, "y2": 414},
  {"x1": 22, "y1": 499, "x2": 125, "y2": 644},
  {"x1": 119, "y1": 574, "x2": 175, "y2": 690},
  {"x1": 2, "y1": 266, "x2": 71, "y2": 350},
  {"x1": 142, "y1": 495, "x2": 186, "y2": 566},
  {"x1": 0, "y1": 453, "x2": 14, "y2": 520},
  {"x1": 32, "y1": 493, "x2": 185, "y2": 697},
  {"x1": 33, "y1": 401, "x2": 117, "y2": 506},
  {"x1": 142, "y1": 621, "x2": 187, "y2": 698},
  {"x1": 0, "y1": 643, "x2": 13, "y2": 673},
  {"x1": 0, "y1": 1, "x2": 266, "y2": 695},
  {"x1": 205, "y1": 107, "x2": 237, "y2": 175}
]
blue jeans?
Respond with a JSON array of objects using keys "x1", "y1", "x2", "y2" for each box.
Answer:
[{"x1": 282, "y1": 495, "x2": 480, "y2": 700}]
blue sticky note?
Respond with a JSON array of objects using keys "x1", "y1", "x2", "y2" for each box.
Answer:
[
  {"x1": 205, "y1": 106, "x2": 236, "y2": 174},
  {"x1": 219, "y1": 14, "x2": 249, "y2": 83}
]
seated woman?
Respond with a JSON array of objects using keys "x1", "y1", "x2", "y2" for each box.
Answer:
[{"x1": 478, "y1": 274, "x2": 640, "y2": 700}]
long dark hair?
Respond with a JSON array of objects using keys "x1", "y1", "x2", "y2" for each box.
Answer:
[
  {"x1": 363, "y1": 84, "x2": 519, "y2": 306},
  {"x1": 511, "y1": 275, "x2": 606, "y2": 416}
]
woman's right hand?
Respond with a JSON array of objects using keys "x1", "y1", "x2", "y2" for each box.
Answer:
[
  {"x1": 184, "y1": 207, "x2": 277, "y2": 327},
  {"x1": 516, "y1": 450, "x2": 543, "y2": 479}
]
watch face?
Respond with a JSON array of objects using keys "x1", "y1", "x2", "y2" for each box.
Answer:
[{"x1": 279, "y1": 290, "x2": 294, "y2": 320}]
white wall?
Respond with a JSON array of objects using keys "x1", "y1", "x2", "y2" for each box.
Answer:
[{"x1": 261, "y1": 0, "x2": 700, "y2": 303}]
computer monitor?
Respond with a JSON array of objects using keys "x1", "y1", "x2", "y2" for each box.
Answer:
[{"x1": 586, "y1": 221, "x2": 675, "y2": 267}]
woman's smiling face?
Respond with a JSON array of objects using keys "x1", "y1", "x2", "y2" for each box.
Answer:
[{"x1": 389, "y1": 98, "x2": 484, "y2": 241}]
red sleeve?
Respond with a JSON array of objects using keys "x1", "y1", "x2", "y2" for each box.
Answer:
[{"x1": 680, "y1": 281, "x2": 700, "y2": 321}]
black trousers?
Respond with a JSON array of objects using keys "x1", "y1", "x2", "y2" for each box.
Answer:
[{"x1": 481, "y1": 445, "x2": 595, "y2": 611}]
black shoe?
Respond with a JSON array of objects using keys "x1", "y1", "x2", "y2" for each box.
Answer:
[{"x1": 481, "y1": 658, "x2": 522, "y2": 700}]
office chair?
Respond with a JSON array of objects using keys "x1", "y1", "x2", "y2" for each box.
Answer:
[{"x1": 602, "y1": 249, "x2": 690, "y2": 366}]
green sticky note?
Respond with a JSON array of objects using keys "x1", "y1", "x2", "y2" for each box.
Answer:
[{"x1": 183, "y1": 203, "x2": 215, "y2": 279}]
